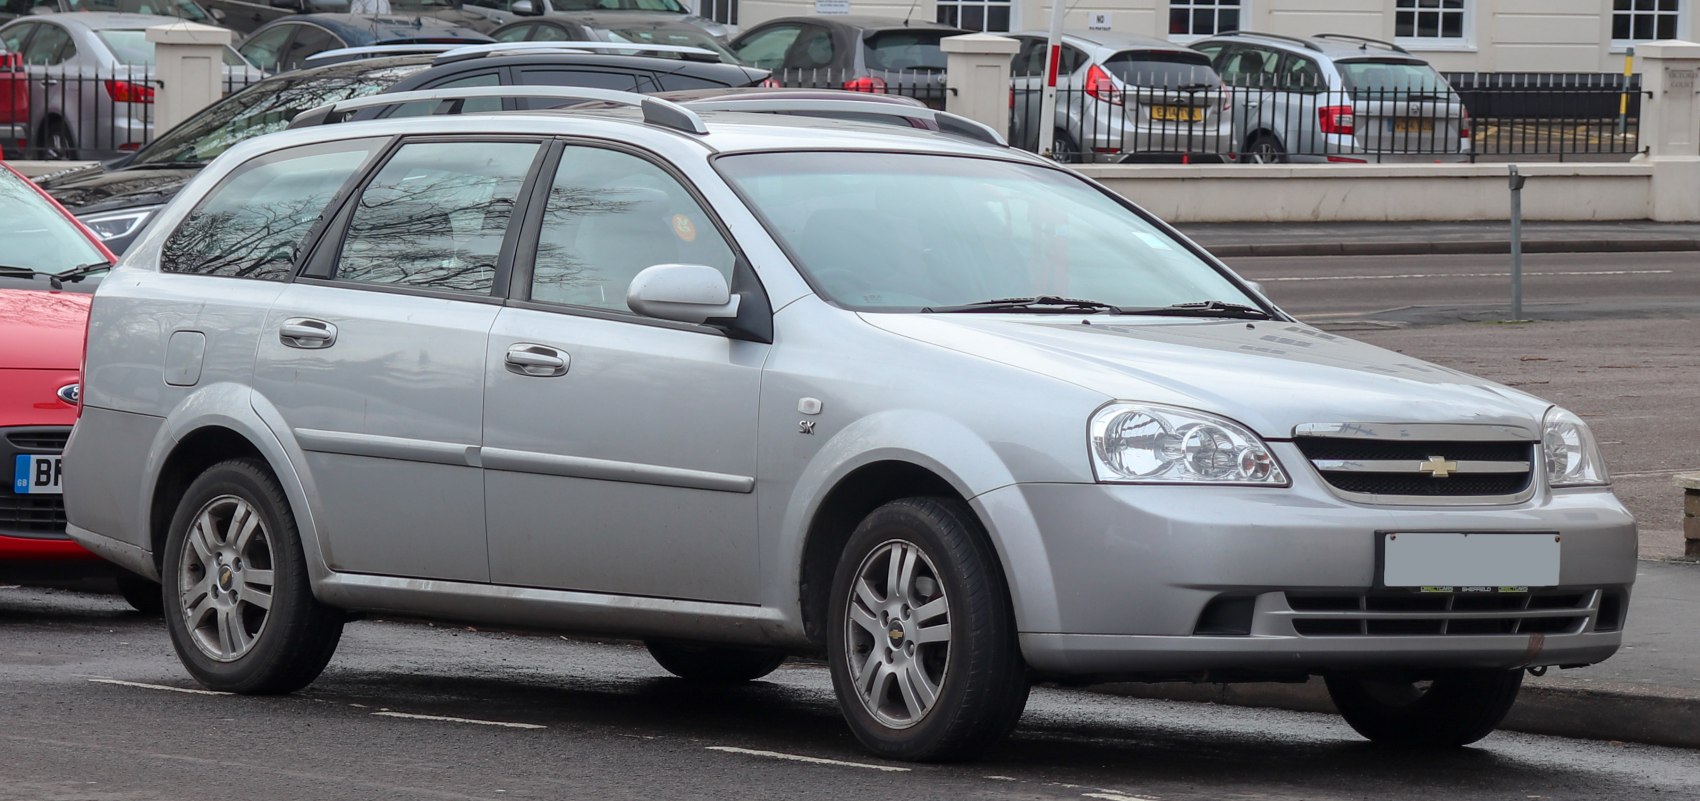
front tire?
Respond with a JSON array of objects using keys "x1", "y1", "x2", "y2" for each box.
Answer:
[
  {"x1": 826, "y1": 497, "x2": 1029, "y2": 762},
  {"x1": 1325, "y1": 669, "x2": 1524, "y2": 746},
  {"x1": 645, "y1": 640, "x2": 786, "y2": 683},
  {"x1": 161, "y1": 458, "x2": 343, "y2": 694}
]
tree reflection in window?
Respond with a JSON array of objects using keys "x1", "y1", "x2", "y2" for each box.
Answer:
[
  {"x1": 335, "y1": 142, "x2": 540, "y2": 294},
  {"x1": 530, "y1": 146, "x2": 734, "y2": 311},
  {"x1": 162, "y1": 140, "x2": 380, "y2": 279}
]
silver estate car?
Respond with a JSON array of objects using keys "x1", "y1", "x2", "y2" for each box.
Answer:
[
  {"x1": 1191, "y1": 31, "x2": 1470, "y2": 164},
  {"x1": 63, "y1": 89, "x2": 1633, "y2": 761}
]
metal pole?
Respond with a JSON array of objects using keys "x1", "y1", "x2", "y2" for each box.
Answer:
[
  {"x1": 1035, "y1": 0, "x2": 1067, "y2": 159},
  {"x1": 1618, "y1": 46, "x2": 1634, "y2": 136},
  {"x1": 1509, "y1": 163, "x2": 1526, "y2": 322}
]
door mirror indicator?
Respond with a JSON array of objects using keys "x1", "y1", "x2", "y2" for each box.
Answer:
[{"x1": 626, "y1": 264, "x2": 740, "y2": 325}]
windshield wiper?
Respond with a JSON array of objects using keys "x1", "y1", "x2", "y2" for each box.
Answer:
[
  {"x1": 0, "y1": 262, "x2": 112, "y2": 289},
  {"x1": 923, "y1": 296, "x2": 1124, "y2": 314},
  {"x1": 1117, "y1": 300, "x2": 1272, "y2": 319}
]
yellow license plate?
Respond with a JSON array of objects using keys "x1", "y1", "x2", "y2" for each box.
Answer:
[
  {"x1": 1393, "y1": 118, "x2": 1435, "y2": 133},
  {"x1": 1151, "y1": 105, "x2": 1202, "y2": 122}
]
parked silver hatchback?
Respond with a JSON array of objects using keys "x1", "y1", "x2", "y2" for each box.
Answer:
[{"x1": 64, "y1": 89, "x2": 1633, "y2": 761}]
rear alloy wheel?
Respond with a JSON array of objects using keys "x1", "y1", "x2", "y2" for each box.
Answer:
[
  {"x1": 1049, "y1": 128, "x2": 1083, "y2": 164},
  {"x1": 40, "y1": 119, "x2": 77, "y2": 161},
  {"x1": 645, "y1": 640, "x2": 787, "y2": 683},
  {"x1": 1325, "y1": 669, "x2": 1524, "y2": 746},
  {"x1": 827, "y1": 497, "x2": 1029, "y2": 762},
  {"x1": 1245, "y1": 134, "x2": 1287, "y2": 164},
  {"x1": 162, "y1": 458, "x2": 343, "y2": 694}
]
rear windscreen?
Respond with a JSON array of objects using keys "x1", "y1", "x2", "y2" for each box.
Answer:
[
  {"x1": 1335, "y1": 59, "x2": 1452, "y2": 94},
  {"x1": 863, "y1": 31, "x2": 949, "y2": 72},
  {"x1": 1102, "y1": 50, "x2": 1219, "y2": 88}
]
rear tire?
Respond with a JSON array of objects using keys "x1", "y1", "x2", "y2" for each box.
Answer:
[
  {"x1": 1244, "y1": 134, "x2": 1287, "y2": 164},
  {"x1": 40, "y1": 118, "x2": 77, "y2": 161},
  {"x1": 1325, "y1": 669, "x2": 1524, "y2": 746},
  {"x1": 1049, "y1": 128, "x2": 1083, "y2": 164},
  {"x1": 114, "y1": 572, "x2": 162, "y2": 615},
  {"x1": 826, "y1": 497, "x2": 1029, "y2": 762},
  {"x1": 161, "y1": 458, "x2": 343, "y2": 694},
  {"x1": 645, "y1": 640, "x2": 787, "y2": 683}
]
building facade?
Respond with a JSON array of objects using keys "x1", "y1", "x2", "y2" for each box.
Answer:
[{"x1": 724, "y1": 0, "x2": 1681, "y2": 72}]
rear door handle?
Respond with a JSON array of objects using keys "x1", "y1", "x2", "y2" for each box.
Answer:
[
  {"x1": 504, "y1": 343, "x2": 568, "y2": 377},
  {"x1": 279, "y1": 318, "x2": 337, "y2": 349}
]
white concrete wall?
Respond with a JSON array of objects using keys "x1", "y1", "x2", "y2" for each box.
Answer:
[
  {"x1": 736, "y1": 0, "x2": 1673, "y2": 74},
  {"x1": 1075, "y1": 162, "x2": 1658, "y2": 222}
]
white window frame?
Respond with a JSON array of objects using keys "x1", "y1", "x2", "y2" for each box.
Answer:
[
  {"x1": 1166, "y1": 0, "x2": 1246, "y2": 44},
  {"x1": 1393, "y1": 0, "x2": 1475, "y2": 52},
  {"x1": 1611, "y1": 0, "x2": 1687, "y2": 51},
  {"x1": 934, "y1": 0, "x2": 1018, "y2": 33}
]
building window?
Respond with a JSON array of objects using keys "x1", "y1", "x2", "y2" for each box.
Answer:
[
  {"x1": 936, "y1": 0, "x2": 1012, "y2": 32},
  {"x1": 1613, "y1": 0, "x2": 1681, "y2": 44},
  {"x1": 1169, "y1": 0, "x2": 1242, "y2": 38},
  {"x1": 1396, "y1": 0, "x2": 1467, "y2": 42}
]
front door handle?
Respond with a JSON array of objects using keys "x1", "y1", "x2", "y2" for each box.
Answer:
[
  {"x1": 279, "y1": 318, "x2": 337, "y2": 349},
  {"x1": 505, "y1": 343, "x2": 568, "y2": 377}
]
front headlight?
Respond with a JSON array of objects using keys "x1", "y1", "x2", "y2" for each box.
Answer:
[
  {"x1": 1090, "y1": 402, "x2": 1288, "y2": 485},
  {"x1": 1543, "y1": 406, "x2": 1609, "y2": 487},
  {"x1": 77, "y1": 206, "x2": 158, "y2": 242}
]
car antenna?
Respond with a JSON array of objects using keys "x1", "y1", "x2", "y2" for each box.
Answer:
[{"x1": 902, "y1": 0, "x2": 919, "y2": 26}]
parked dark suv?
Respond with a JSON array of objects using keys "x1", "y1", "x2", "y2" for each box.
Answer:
[{"x1": 43, "y1": 45, "x2": 767, "y2": 253}]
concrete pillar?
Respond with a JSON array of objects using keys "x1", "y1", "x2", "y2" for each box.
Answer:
[
  {"x1": 1679, "y1": 472, "x2": 1700, "y2": 560},
  {"x1": 941, "y1": 33, "x2": 1019, "y2": 141},
  {"x1": 146, "y1": 22, "x2": 235, "y2": 136},
  {"x1": 1634, "y1": 40, "x2": 1700, "y2": 221}
]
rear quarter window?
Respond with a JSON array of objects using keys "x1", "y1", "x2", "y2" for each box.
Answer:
[{"x1": 161, "y1": 139, "x2": 382, "y2": 280}]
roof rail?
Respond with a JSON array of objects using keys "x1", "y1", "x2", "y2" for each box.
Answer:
[
  {"x1": 303, "y1": 43, "x2": 465, "y2": 63},
  {"x1": 1312, "y1": 33, "x2": 1410, "y2": 55},
  {"x1": 435, "y1": 40, "x2": 721, "y2": 65},
  {"x1": 1209, "y1": 30, "x2": 1322, "y2": 52},
  {"x1": 683, "y1": 97, "x2": 1007, "y2": 147},
  {"x1": 285, "y1": 86, "x2": 708, "y2": 134}
]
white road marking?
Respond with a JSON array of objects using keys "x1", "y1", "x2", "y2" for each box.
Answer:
[
  {"x1": 1083, "y1": 792, "x2": 1161, "y2": 801},
  {"x1": 371, "y1": 711, "x2": 545, "y2": 729},
  {"x1": 705, "y1": 746, "x2": 912, "y2": 772},
  {"x1": 983, "y1": 775, "x2": 1019, "y2": 781},
  {"x1": 88, "y1": 678, "x2": 231, "y2": 696},
  {"x1": 1264, "y1": 269, "x2": 1672, "y2": 283}
]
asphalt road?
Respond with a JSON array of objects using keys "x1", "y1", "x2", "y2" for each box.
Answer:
[
  {"x1": 3, "y1": 586, "x2": 1697, "y2": 801},
  {"x1": 1226, "y1": 250, "x2": 1700, "y2": 325}
]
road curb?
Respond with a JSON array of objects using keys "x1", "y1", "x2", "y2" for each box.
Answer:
[
  {"x1": 1088, "y1": 677, "x2": 1700, "y2": 750},
  {"x1": 1202, "y1": 238, "x2": 1700, "y2": 258}
]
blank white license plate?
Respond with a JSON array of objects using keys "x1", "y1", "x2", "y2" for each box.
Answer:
[
  {"x1": 13, "y1": 454, "x2": 63, "y2": 495},
  {"x1": 1383, "y1": 532, "x2": 1559, "y2": 588}
]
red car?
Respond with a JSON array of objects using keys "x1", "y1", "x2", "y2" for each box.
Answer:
[{"x1": 0, "y1": 161, "x2": 158, "y2": 612}]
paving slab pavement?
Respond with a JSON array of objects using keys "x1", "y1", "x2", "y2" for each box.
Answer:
[{"x1": 1178, "y1": 220, "x2": 1700, "y2": 258}]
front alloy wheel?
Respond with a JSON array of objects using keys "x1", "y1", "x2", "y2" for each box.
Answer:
[
  {"x1": 844, "y1": 539, "x2": 952, "y2": 729},
  {"x1": 827, "y1": 497, "x2": 1029, "y2": 761}
]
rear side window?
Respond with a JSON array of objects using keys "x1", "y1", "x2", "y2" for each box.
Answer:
[
  {"x1": 162, "y1": 139, "x2": 381, "y2": 279},
  {"x1": 863, "y1": 31, "x2": 948, "y2": 72},
  {"x1": 22, "y1": 24, "x2": 70, "y2": 65},
  {"x1": 1102, "y1": 50, "x2": 1218, "y2": 88},
  {"x1": 331, "y1": 140, "x2": 541, "y2": 294}
]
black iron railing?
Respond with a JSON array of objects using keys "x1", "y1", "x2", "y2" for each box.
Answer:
[
  {"x1": 0, "y1": 65, "x2": 261, "y2": 161},
  {"x1": 768, "y1": 67, "x2": 950, "y2": 111}
]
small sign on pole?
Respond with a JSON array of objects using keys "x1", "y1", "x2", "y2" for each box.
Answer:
[
  {"x1": 815, "y1": 0, "x2": 849, "y2": 14},
  {"x1": 1088, "y1": 12, "x2": 1112, "y2": 30}
]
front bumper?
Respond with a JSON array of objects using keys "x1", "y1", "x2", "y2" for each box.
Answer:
[{"x1": 975, "y1": 459, "x2": 1636, "y2": 680}]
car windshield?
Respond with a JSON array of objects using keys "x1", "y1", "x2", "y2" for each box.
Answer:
[
  {"x1": 553, "y1": 0, "x2": 688, "y2": 12},
  {"x1": 96, "y1": 30, "x2": 246, "y2": 66},
  {"x1": 863, "y1": 31, "x2": 950, "y2": 72},
  {"x1": 716, "y1": 152, "x2": 1256, "y2": 313},
  {"x1": 131, "y1": 63, "x2": 427, "y2": 166},
  {"x1": 0, "y1": 169, "x2": 107, "y2": 274},
  {"x1": 67, "y1": 0, "x2": 209, "y2": 21},
  {"x1": 602, "y1": 26, "x2": 740, "y2": 63},
  {"x1": 1335, "y1": 59, "x2": 1453, "y2": 96},
  {"x1": 1103, "y1": 50, "x2": 1218, "y2": 88}
]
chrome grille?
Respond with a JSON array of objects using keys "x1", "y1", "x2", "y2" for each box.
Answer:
[
  {"x1": 1293, "y1": 425, "x2": 1536, "y2": 502},
  {"x1": 1286, "y1": 590, "x2": 1595, "y2": 637}
]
